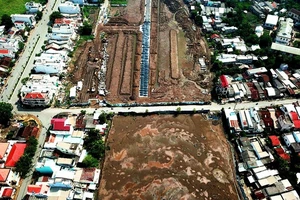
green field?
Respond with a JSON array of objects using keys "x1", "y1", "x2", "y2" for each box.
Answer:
[{"x1": 0, "y1": 0, "x2": 45, "y2": 23}]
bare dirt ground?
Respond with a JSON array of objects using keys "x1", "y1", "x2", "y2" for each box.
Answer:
[
  {"x1": 68, "y1": 0, "x2": 212, "y2": 104},
  {"x1": 99, "y1": 115, "x2": 238, "y2": 200}
]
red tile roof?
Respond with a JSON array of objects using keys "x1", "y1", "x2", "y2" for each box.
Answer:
[
  {"x1": 290, "y1": 111, "x2": 300, "y2": 129},
  {"x1": 220, "y1": 75, "x2": 229, "y2": 88},
  {"x1": 0, "y1": 169, "x2": 10, "y2": 182},
  {"x1": 5, "y1": 143, "x2": 27, "y2": 167},
  {"x1": 260, "y1": 110, "x2": 271, "y2": 119},
  {"x1": 2, "y1": 188, "x2": 13, "y2": 197},
  {"x1": 0, "y1": 143, "x2": 9, "y2": 159},
  {"x1": 51, "y1": 118, "x2": 70, "y2": 131},
  {"x1": 269, "y1": 136, "x2": 280, "y2": 146},
  {"x1": 0, "y1": 49, "x2": 9, "y2": 54},
  {"x1": 80, "y1": 168, "x2": 96, "y2": 182},
  {"x1": 262, "y1": 118, "x2": 274, "y2": 128},
  {"x1": 54, "y1": 18, "x2": 71, "y2": 25},
  {"x1": 27, "y1": 185, "x2": 42, "y2": 194},
  {"x1": 24, "y1": 92, "x2": 44, "y2": 99},
  {"x1": 211, "y1": 34, "x2": 220, "y2": 39},
  {"x1": 275, "y1": 147, "x2": 290, "y2": 162}
]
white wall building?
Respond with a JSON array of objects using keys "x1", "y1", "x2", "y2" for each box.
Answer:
[
  {"x1": 58, "y1": 2, "x2": 80, "y2": 14},
  {"x1": 275, "y1": 18, "x2": 294, "y2": 45},
  {"x1": 25, "y1": 2, "x2": 42, "y2": 13},
  {"x1": 264, "y1": 14, "x2": 279, "y2": 29},
  {"x1": 11, "y1": 14, "x2": 36, "y2": 27}
]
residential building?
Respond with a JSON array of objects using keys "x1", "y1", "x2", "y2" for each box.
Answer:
[
  {"x1": 239, "y1": 110, "x2": 248, "y2": 130},
  {"x1": 20, "y1": 74, "x2": 60, "y2": 98},
  {"x1": 33, "y1": 63, "x2": 65, "y2": 74},
  {"x1": 247, "y1": 67, "x2": 268, "y2": 77},
  {"x1": 264, "y1": 14, "x2": 279, "y2": 29},
  {"x1": 0, "y1": 49, "x2": 14, "y2": 58},
  {"x1": 275, "y1": 18, "x2": 294, "y2": 45},
  {"x1": 58, "y1": 2, "x2": 81, "y2": 14},
  {"x1": 5, "y1": 143, "x2": 27, "y2": 168},
  {"x1": 278, "y1": 114, "x2": 294, "y2": 131},
  {"x1": 0, "y1": 38, "x2": 20, "y2": 53},
  {"x1": 0, "y1": 168, "x2": 19, "y2": 186},
  {"x1": 52, "y1": 24, "x2": 75, "y2": 35},
  {"x1": 25, "y1": 2, "x2": 42, "y2": 13},
  {"x1": 224, "y1": 109, "x2": 241, "y2": 132},
  {"x1": 10, "y1": 14, "x2": 36, "y2": 27},
  {"x1": 271, "y1": 43, "x2": 300, "y2": 56},
  {"x1": 70, "y1": 0, "x2": 85, "y2": 5},
  {"x1": 288, "y1": 8, "x2": 300, "y2": 22},
  {"x1": 283, "y1": 133, "x2": 296, "y2": 147},
  {"x1": 21, "y1": 92, "x2": 50, "y2": 107}
]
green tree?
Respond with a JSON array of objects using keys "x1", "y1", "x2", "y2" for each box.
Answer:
[
  {"x1": 176, "y1": 107, "x2": 181, "y2": 113},
  {"x1": 49, "y1": 11, "x2": 63, "y2": 24},
  {"x1": 18, "y1": 41, "x2": 25, "y2": 52},
  {"x1": 0, "y1": 102, "x2": 13, "y2": 125},
  {"x1": 88, "y1": 140, "x2": 106, "y2": 159},
  {"x1": 82, "y1": 154, "x2": 99, "y2": 167},
  {"x1": 195, "y1": 15, "x2": 203, "y2": 26},
  {"x1": 1, "y1": 14, "x2": 14, "y2": 31},
  {"x1": 98, "y1": 112, "x2": 107, "y2": 124},
  {"x1": 79, "y1": 22, "x2": 93, "y2": 36},
  {"x1": 259, "y1": 32, "x2": 272, "y2": 48},
  {"x1": 35, "y1": 11, "x2": 43, "y2": 21}
]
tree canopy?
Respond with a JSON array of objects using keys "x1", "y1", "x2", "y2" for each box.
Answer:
[
  {"x1": 84, "y1": 129, "x2": 106, "y2": 160},
  {"x1": 49, "y1": 11, "x2": 63, "y2": 24},
  {"x1": 1, "y1": 14, "x2": 13, "y2": 31},
  {"x1": 0, "y1": 102, "x2": 13, "y2": 125},
  {"x1": 82, "y1": 154, "x2": 99, "y2": 167},
  {"x1": 79, "y1": 22, "x2": 93, "y2": 36}
]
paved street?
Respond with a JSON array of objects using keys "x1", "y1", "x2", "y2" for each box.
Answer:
[{"x1": 12, "y1": 1, "x2": 61, "y2": 199}]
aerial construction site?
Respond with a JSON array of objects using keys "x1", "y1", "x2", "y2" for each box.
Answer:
[{"x1": 68, "y1": 0, "x2": 211, "y2": 104}]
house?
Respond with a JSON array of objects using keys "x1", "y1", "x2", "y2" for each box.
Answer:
[
  {"x1": 224, "y1": 109, "x2": 241, "y2": 132},
  {"x1": 25, "y1": 2, "x2": 42, "y2": 13},
  {"x1": 58, "y1": 2, "x2": 81, "y2": 14},
  {"x1": 33, "y1": 63, "x2": 65, "y2": 74},
  {"x1": 278, "y1": 114, "x2": 294, "y2": 131},
  {"x1": 51, "y1": 118, "x2": 71, "y2": 132},
  {"x1": 52, "y1": 24, "x2": 75, "y2": 35},
  {"x1": 5, "y1": 143, "x2": 27, "y2": 167},
  {"x1": 0, "y1": 49, "x2": 14, "y2": 58},
  {"x1": 283, "y1": 133, "x2": 296, "y2": 147},
  {"x1": 271, "y1": 43, "x2": 300, "y2": 56},
  {"x1": 71, "y1": 0, "x2": 85, "y2": 5},
  {"x1": 264, "y1": 14, "x2": 279, "y2": 29},
  {"x1": 288, "y1": 8, "x2": 300, "y2": 22},
  {"x1": 11, "y1": 14, "x2": 36, "y2": 27},
  {"x1": 0, "y1": 187, "x2": 14, "y2": 198},
  {"x1": 269, "y1": 136, "x2": 280, "y2": 146},
  {"x1": 221, "y1": 26, "x2": 238, "y2": 34},
  {"x1": 290, "y1": 111, "x2": 300, "y2": 130},
  {"x1": 255, "y1": 26, "x2": 264, "y2": 37},
  {"x1": 0, "y1": 38, "x2": 20, "y2": 53},
  {"x1": 275, "y1": 147, "x2": 290, "y2": 162},
  {"x1": 20, "y1": 74, "x2": 60, "y2": 98},
  {"x1": 246, "y1": 67, "x2": 268, "y2": 77},
  {"x1": 0, "y1": 168, "x2": 19, "y2": 186},
  {"x1": 22, "y1": 92, "x2": 50, "y2": 107},
  {"x1": 275, "y1": 18, "x2": 294, "y2": 45}
]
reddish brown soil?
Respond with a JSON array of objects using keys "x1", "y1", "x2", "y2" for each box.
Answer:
[
  {"x1": 69, "y1": 0, "x2": 212, "y2": 104},
  {"x1": 99, "y1": 115, "x2": 238, "y2": 200}
]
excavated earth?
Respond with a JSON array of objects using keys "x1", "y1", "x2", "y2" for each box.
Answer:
[{"x1": 99, "y1": 115, "x2": 238, "y2": 200}]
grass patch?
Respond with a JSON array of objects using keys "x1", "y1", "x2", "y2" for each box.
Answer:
[
  {"x1": 110, "y1": 0, "x2": 127, "y2": 5},
  {"x1": 0, "y1": 0, "x2": 45, "y2": 23}
]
